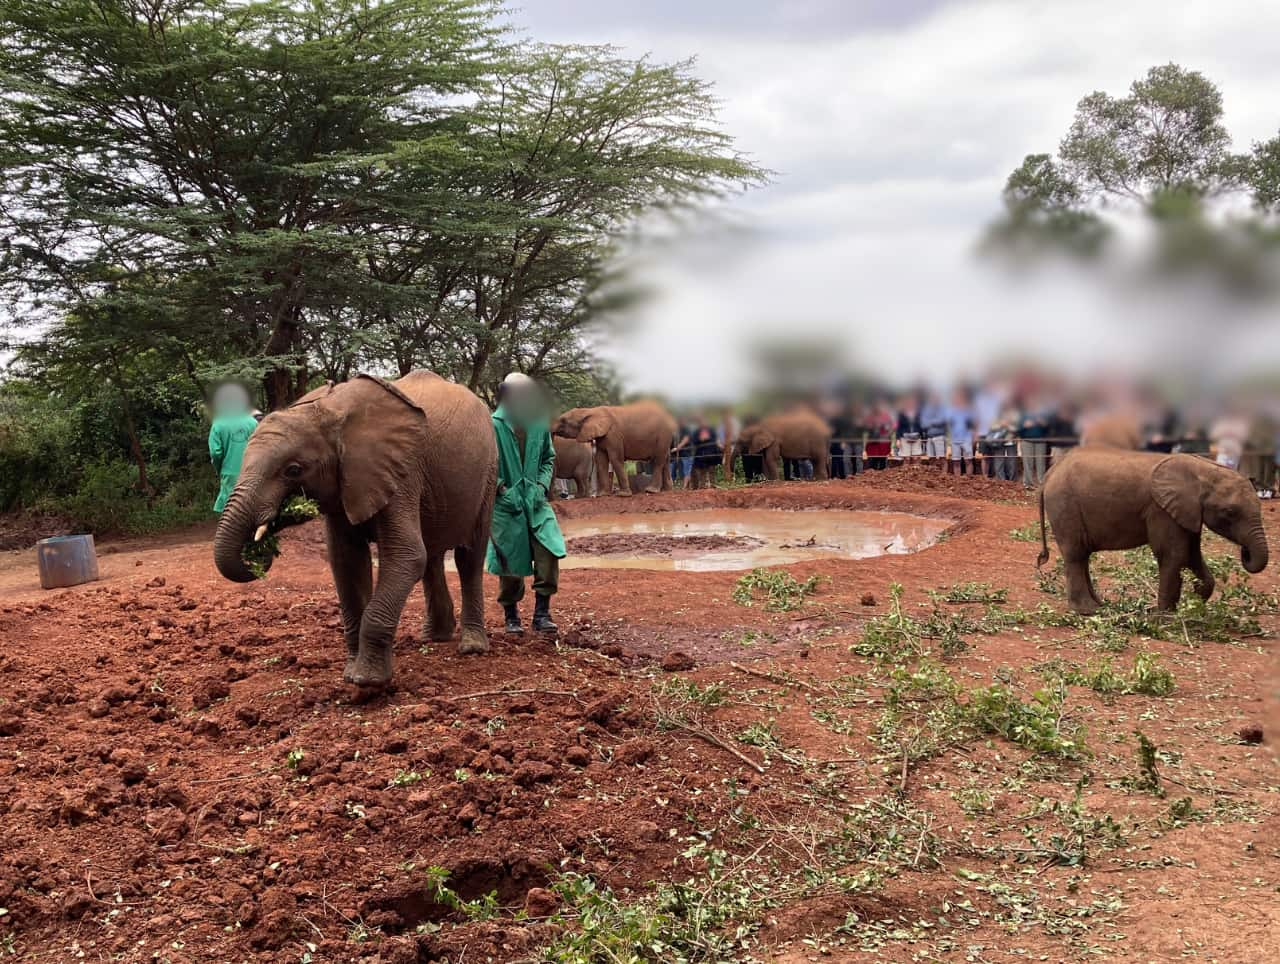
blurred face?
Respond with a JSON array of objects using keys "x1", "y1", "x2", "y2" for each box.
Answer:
[
  {"x1": 212, "y1": 383, "x2": 251, "y2": 418},
  {"x1": 505, "y1": 384, "x2": 548, "y2": 425}
]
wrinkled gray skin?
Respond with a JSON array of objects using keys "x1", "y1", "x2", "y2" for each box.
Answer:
[
  {"x1": 552, "y1": 401, "x2": 677, "y2": 496},
  {"x1": 1038, "y1": 449, "x2": 1268, "y2": 615},
  {"x1": 213, "y1": 372, "x2": 498, "y2": 687},
  {"x1": 552, "y1": 436, "x2": 595, "y2": 499},
  {"x1": 726, "y1": 410, "x2": 832, "y2": 481}
]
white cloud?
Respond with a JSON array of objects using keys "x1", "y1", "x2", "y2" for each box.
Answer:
[{"x1": 520, "y1": 0, "x2": 1280, "y2": 399}]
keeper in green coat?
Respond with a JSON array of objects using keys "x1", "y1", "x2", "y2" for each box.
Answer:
[
  {"x1": 486, "y1": 373, "x2": 567, "y2": 635},
  {"x1": 208, "y1": 383, "x2": 260, "y2": 514}
]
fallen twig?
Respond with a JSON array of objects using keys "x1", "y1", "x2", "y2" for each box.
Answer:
[
  {"x1": 665, "y1": 718, "x2": 766, "y2": 774},
  {"x1": 446, "y1": 687, "x2": 583, "y2": 703},
  {"x1": 729, "y1": 661, "x2": 817, "y2": 692}
]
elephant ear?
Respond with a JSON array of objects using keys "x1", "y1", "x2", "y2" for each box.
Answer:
[
  {"x1": 331, "y1": 374, "x2": 427, "y2": 526},
  {"x1": 747, "y1": 429, "x2": 777, "y2": 454},
  {"x1": 1152, "y1": 455, "x2": 1205, "y2": 531},
  {"x1": 291, "y1": 381, "x2": 336, "y2": 408},
  {"x1": 578, "y1": 410, "x2": 614, "y2": 442}
]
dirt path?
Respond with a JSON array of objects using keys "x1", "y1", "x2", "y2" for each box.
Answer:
[{"x1": 1, "y1": 471, "x2": 1277, "y2": 961}]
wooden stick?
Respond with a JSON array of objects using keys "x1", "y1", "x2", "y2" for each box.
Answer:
[
  {"x1": 666, "y1": 719, "x2": 766, "y2": 774},
  {"x1": 447, "y1": 687, "x2": 583, "y2": 702},
  {"x1": 728, "y1": 661, "x2": 817, "y2": 692}
]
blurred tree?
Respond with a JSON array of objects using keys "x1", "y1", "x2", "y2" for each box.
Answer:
[
  {"x1": 982, "y1": 153, "x2": 1108, "y2": 256},
  {"x1": 1249, "y1": 133, "x2": 1280, "y2": 213},
  {"x1": 985, "y1": 63, "x2": 1280, "y2": 294}
]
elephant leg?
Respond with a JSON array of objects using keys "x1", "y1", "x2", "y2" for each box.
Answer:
[
  {"x1": 1150, "y1": 524, "x2": 1190, "y2": 612},
  {"x1": 348, "y1": 518, "x2": 425, "y2": 688},
  {"x1": 1155, "y1": 561, "x2": 1183, "y2": 612},
  {"x1": 326, "y1": 516, "x2": 372, "y2": 678},
  {"x1": 1084, "y1": 564, "x2": 1103, "y2": 608},
  {"x1": 648, "y1": 450, "x2": 669, "y2": 494},
  {"x1": 575, "y1": 468, "x2": 591, "y2": 498},
  {"x1": 422, "y1": 553, "x2": 456, "y2": 642},
  {"x1": 814, "y1": 451, "x2": 830, "y2": 481},
  {"x1": 608, "y1": 447, "x2": 631, "y2": 497},
  {"x1": 763, "y1": 447, "x2": 780, "y2": 481},
  {"x1": 593, "y1": 449, "x2": 613, "y2": 496},
  {"x1": 453, "y1": 543, "x2": 490, "y2": 656},
  {"x1": 1189, "y1": 536, "x2": 1215, "y2": 601},
  {"x1": 1063, "y1": 553, "x2": 1099, "y2": 615}
]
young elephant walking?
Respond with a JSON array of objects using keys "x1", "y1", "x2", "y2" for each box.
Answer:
[
  {"x1": 1038, "y1": 448, "x2": 1268, "y2": 614},
  {"x1": 213, "y1": 372, "x2": 498, "y2": 687}
]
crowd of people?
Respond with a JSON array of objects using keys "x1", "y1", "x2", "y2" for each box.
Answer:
[{"x1": 667, "y1": 378, "x2": 1280, "y2": 497}]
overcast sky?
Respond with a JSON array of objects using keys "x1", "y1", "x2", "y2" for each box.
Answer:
[{"x1": 513, "y1": 0, "x2": 1280, "y2": 400}]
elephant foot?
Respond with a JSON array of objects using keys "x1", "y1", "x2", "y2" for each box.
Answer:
[
  {"x1": 424, "y1": 617, "x2": 457, "y2": 643},
  {"x1": 644, "y1": 485, "x2": 662, "y2": 495},
  {"x1": 345, "y1": 645, "x2": 393, "y2": 688},
  {"x1": 1069, "y1": 598, "x2": 1100, "y2": 617},
  {"x1": 1194, "y1": 579, "x2": 1214, "y2": 601},
  {"x1": 343, "y1": 639, "x2": 360, "y2": 680},
  {"x1": 457, "y1": 627, "x2": 490, "y2": 656}
]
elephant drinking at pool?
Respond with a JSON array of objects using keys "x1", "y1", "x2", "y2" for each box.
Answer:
[{"x1": 212, "y1": 372, "x2": 498, "y2": 687}]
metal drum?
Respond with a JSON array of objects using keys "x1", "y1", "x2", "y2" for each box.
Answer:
[{"x1": 35, "y1": 534, "x2": 100, "y2": 590}]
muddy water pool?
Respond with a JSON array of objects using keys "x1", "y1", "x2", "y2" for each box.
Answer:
[{"x1": 558, "y1": 508, "x2": 949, "y2": 571}]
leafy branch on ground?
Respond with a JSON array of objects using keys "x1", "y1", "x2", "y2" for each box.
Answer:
[{"x1": 732, "y1": 568, "x2": 823, "y2": 612}]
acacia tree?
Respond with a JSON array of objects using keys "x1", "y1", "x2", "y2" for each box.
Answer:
[
  {"x1": 1058, "y1": 64, "x2": 1237, "y2": 202},
  {"x1": 341, "y1": 44, "x2": 764, "y2": 396},
  {"x1": 0, "y1": 1, "x2": 761, "y2": 420},
  {"x1": 0, "y1": 0, "x2": 502, "y2": 407},
  {"x1": 986, "y1": 63, "x2": 1280, "y2": 287}
]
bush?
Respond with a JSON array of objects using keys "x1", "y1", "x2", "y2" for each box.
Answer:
[{"x1": 1, "y1": 377, "x2": 216, "y2": 536}]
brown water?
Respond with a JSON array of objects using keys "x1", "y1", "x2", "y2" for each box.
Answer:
[{"x1": 559, "y1": 509, "x2": 949, "y2": 571}]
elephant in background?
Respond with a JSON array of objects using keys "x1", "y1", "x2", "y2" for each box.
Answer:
[
  {"x1": 1080, "y1": 413, "x2": 1141, "y2": 449},
  {"x1": 552, "y1": 436, "x2": 595, "y2": 499},
  {"x1": 726, "y1": 409, "x2": 832, "y2": 481},
  {"x1": 1038, "y1": 448, "x2": 1268, "y2": 614},
  {"x1": 213, "y1": 372, "x2": 498, "y2": 687},
  {"x1": 552, "y1": 401, "x2": 677, "y2": 496}
]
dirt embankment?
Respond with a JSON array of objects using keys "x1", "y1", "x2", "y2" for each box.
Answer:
[{"x1": 0, "y1": 468, "x2": 1276, "y2": 962}]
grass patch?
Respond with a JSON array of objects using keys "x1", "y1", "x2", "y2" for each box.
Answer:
[
  {"x1": 930, "y1": 581, "x2": 1009, "y2": 604},
  {"x1": 1036, "y1": 651, "x2": 1175, "y2": 698},
  {"x1": 732, "y1": 568, "x2": 822, "y2": 612},
  {"x1": 1009, "y1": 520, "x2": 1049, "y2": 543}
]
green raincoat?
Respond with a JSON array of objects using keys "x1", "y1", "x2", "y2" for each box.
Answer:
[
  {"x1": 209, "y1": 413, "x2": 259, "y2": 513},
  {"x1": 486, "y1": 406, "x2": 566, "y2": 576}
]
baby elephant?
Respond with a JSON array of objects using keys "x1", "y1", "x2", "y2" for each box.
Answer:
[{"x1": 1038, "y1": 448, "x2": 1268, "y2": 614}]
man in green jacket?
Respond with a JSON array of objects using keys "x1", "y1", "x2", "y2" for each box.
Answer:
[
  {"x1": 486, "y1": 373, "x2": 567, "y2": 635},
  {"x1": 208, "y1": 383, "x2": 260, "y2": 513}
]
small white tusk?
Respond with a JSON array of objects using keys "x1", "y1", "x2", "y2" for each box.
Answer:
[{"x1": 254, "y1": 524, "x2": 269, "y2": 542}]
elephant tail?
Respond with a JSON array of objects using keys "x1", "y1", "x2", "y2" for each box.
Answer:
[{"x1": 1035, "y1": 485, "x2": 1050, "y2": 570}]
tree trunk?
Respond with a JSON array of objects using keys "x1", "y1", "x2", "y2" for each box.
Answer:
[
  {"x1": 107, "y1": 351, "x2": 153, "y2": 499},
  {"x1": 263, "y1": 310, "x2": 306, "y2": 411}
]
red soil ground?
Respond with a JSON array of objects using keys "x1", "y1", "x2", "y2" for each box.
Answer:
[{"x1": 0, "y1": 467, "x2": 1277, "y2": 961}]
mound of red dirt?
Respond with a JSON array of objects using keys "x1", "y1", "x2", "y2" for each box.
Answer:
[
  {"x1": 0, "y1": 510, "x2": 78, "y2": 551},
  {"x1": 0, "y1": 478, "x2": 1275, "y2": 961}
]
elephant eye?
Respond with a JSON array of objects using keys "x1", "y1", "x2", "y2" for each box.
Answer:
[{"x1": 284, "y1": 463, "x2": 304, "y2": 479}]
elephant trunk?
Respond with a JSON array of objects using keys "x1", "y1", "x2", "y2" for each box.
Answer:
[
  {"x1": 1240, "y1": 525, "x2": 1268, "y2": 574},
  {"x1": 214, "y1": 476, "x2": 274, "y2": 583}
]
